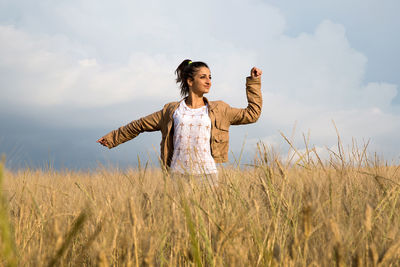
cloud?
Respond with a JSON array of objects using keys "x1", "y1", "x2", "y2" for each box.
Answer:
[
  {"x1": 0, "y1": 0, "x2": 286, "y2": 113},
  {"x1": 241, "y1": 21, "x2": 400, "y2": 160},
  {"x1": 0, "y1": 25, "x2": 181, "y2": 109}
]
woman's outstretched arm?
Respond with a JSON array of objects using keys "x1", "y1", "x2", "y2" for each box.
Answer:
[
  {"x1": 227, "y1": 67, "x2": 263, "y2": 125},
  {"x1": 97, "y1": 109, "x2": 163, "y2": 149}
]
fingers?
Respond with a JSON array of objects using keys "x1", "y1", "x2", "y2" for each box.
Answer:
[
  {"x1": 96, "y1": 138, "x2": 104, "y2": 144},
  {"x1": 97, "y1": 137, "x2": 109, "y2": 147},
  {"x1": 251, "y1": 67, "x2": 262, "y2": 78}
]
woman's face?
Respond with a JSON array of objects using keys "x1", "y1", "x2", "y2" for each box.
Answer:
[{"x1": 187, "y1": 67, "x2": 212, "y2": 95}]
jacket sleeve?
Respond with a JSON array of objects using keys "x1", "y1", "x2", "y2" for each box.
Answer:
[
  {"x1": 102, "y1": 109, "x2": 163, "y2": 148},
  {"x1": 227, "y1": 76, "x2": 262, "y2": 125}
]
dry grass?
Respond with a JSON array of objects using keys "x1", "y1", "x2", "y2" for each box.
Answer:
[{"x1": 1, "y1": 142, "x2": 400, "y2": 266}]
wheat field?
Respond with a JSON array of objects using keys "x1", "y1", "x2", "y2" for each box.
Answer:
[{"x1": 1, "y1": 141, "x2": 400, "y2": 266}]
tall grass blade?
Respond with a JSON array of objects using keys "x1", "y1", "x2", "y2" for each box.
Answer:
[
  {"x1": 0, "y1": 159, "x2": 18, "y2": 266},
  {"x1": 182, "y1": 198, "x2": 202, "y2": 266},
  {"x1": 47, "y1": 210, "x2": 88, "y2": 267}
]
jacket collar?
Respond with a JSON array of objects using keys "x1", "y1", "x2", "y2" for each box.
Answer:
[{"x1": 203, "y1": 97, "x2": 217, "y2": 111}]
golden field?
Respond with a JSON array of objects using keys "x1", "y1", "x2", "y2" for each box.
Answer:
[{"x1": 1, "y1": 142, "x2": 400, "y2": 266}]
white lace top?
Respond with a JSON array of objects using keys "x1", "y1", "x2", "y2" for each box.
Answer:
[{"x1": 170, "y1": 100, "x2": 218, "y2": 175}]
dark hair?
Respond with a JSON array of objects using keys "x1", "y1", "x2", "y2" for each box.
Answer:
[{"x1": 175, "y1": 59, "x2": 209, "y2": 97}]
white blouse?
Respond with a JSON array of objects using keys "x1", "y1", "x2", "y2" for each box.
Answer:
[{"x1": 170, "y1": 100, "x2": 218, "y2": 175}]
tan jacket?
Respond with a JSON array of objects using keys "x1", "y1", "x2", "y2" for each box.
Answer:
[{"x1": 103, "y1": 76, "x2": 262, "y2": 169}]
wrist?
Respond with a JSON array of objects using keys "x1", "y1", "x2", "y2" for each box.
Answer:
[{"x1": 246, "y1": 76, "x2": 261, "y2": 87}]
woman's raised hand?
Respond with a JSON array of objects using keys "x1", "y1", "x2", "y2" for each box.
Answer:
[
  {"x1": 250, "y1": 67, "x2": 262, "y2": 78},
  {"x1": 97, "y1": 137, "x2": 109, "y2": 148}
]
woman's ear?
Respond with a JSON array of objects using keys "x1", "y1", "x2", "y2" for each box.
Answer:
[{"x1": 187, "y1": 78, "x2": 193, "y2": 88}]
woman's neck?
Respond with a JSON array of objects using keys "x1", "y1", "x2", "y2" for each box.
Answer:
[{"x1": 185, "y1": 93, "x2": 205, "y2": 109}]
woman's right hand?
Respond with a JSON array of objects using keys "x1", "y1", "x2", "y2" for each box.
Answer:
[
  {"x1": 97, "y1": 137, "x2": 109, "y2": 148},
  {"x1": 250, "y1": 67, "x2": 262, "y2": 78}
]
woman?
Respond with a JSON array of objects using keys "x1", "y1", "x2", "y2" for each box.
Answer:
[{"x1": 97, "y1": 59, "x2": 262, "y2": 180}]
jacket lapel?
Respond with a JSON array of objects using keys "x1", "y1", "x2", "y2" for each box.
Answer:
[{"x1": 204, "y1": 97, "x2": 216, "y2": 123}]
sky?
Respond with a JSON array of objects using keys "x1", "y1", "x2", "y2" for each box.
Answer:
[{"x1": 0, "y1": 0, "x2": 399, "y2": 169}]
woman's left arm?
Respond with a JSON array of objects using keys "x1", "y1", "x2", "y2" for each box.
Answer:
[{"x1": 227, "y1": 67, "x2": 263, "y2": 125}]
